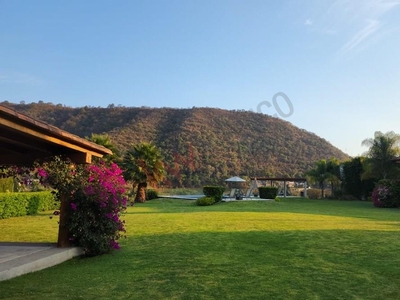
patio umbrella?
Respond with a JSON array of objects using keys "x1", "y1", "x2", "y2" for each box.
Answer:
[
  {"x1": 225, "y1": 176, "x2": 246, "y2": 189},
  {"x1": 225, "y1": 176, "x2": 245, "y2": 182}
]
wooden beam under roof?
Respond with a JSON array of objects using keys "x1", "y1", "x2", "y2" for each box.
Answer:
[{"x1": 0, "y1": 104, "x2": 112, "y2": 165}]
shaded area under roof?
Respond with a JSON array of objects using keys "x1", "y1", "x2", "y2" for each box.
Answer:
[{"x1": 0, "y1": 104, "x2": 112, "y2": 165}]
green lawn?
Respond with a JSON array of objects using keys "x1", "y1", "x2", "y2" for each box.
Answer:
[{"x1": 1, "y1": 198, "x2": 400, "y2": 299}]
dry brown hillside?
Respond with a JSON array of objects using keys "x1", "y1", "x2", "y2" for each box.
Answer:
[{"x1": 1, "y1": 101, "x2": 350, "y2": 187}]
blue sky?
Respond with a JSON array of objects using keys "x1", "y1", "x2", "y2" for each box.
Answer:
[{"x1": 1, "y1": 0, "x2": 399, "y2": 157}]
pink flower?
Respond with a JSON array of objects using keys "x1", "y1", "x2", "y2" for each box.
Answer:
[
  {"x1": 70, "y1": 202, "x2": 78, "y2": 211},
  {"x1": 110, "y1": 240, "x2": 120, "y2": 250},
  {"x1": 38, "y1": 168, "x2": 48, "y2": 178}
]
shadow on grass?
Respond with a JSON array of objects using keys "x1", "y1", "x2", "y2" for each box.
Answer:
[{"x1": 2, "y1": 230, "x2": 400, "y2": 300}]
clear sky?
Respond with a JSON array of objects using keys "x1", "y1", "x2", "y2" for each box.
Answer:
[{"x1": 1, "y1": 0, "x2": 399, "y2": 157}]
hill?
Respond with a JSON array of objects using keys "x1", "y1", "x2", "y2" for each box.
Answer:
[{"x1": 1, "y1": 101, "x2": 350, "y2": 187}]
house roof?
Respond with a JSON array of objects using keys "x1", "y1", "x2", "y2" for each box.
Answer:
[{"x1": 0, "y1": 104, "x2": 112, "y2": 165}]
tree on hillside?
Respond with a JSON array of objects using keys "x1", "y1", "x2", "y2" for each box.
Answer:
[
  {"x1": 122, "y1": 142, "x2": 165, "y2": 203},
  {"x1": 307, "y1": 159, "x2": 333, "y2": 198},
  {"x1": 87, "y1": 133, "x2": 121, "y2": 163},
  {"x1": 361, "y1": 131, "x2": 400, "y2": 180}
]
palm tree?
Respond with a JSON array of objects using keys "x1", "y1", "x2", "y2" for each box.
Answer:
[
  {"x1": 361, "y1": 131, "x2": 400, "y2": 180},
  {"x1": 326, "y1": 158, "x2": 341, "y2": 196},
  {"x1": 122, "y1": 142, "x2": 165, "y2": 203},
  {"x1": 86, "y1": 134, "x2": 120, "y2": 163},
  {"x1": 307, "y1": 159, "x2": 332, "y2": 198}
]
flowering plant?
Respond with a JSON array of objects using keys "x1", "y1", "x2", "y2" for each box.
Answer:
[
  {"x1": 38, "y1": 156, "x2": 127, "y2": 256},
  {"x1": 67, "y1": 162, "x2": 127, "y2": 255},
  {"x1": 372, "y1": 185, "x2": 393, "y2": 208},
  {"x1": 371, "y1": 180, "x2": 400, "y2": 208}
]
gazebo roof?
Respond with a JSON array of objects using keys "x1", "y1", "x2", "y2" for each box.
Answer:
[{"x1": 0, "y1": 104, "x2": 112, "y2": 165}]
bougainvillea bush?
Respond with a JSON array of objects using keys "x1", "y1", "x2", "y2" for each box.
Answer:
[
  {"x1": 371, "y1": 180, "x2": 400, "y2": 208},
  {"x1": 38, "y1": 156, "x2": 127, "y2": 256}
]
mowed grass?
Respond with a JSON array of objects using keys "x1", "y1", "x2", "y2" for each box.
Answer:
[{"x1": 1, "y1": 198, "x2": 400, "y2": 299}]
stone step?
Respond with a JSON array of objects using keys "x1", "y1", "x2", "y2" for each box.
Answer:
[{"x1": 0, "y1": 242, "x2": 82, "y2": 282}]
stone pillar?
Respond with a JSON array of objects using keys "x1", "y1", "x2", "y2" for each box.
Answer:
[
  {"x1": 283, "y1": 180, "x2": 287, "y2": 198},
  {"x1": 304, "y1": 181, "x2": 307, "y2": 198}
]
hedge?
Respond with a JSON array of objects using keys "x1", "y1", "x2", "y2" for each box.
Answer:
[
  {"x1": 259, "y1": 187, "x2": 278, "y2": 199},
  {"x1": 0, "y1": 177, "x2": 16, "y2": 193},
  {"x1": 195, "y1": 196, "x2": 215, "y2": 206},
  {"x1": 203, "y1": 186, "x2": 225, "y2": 203},
  {"x1": 0, "y1": 191, "x2": 58, "y2": 219},
  {"x1": 306, "y1": 188, "x2": 321, "y2": 199},
  {"x1": 146, "y1": 189, "x2": 159, "y2": 200}
]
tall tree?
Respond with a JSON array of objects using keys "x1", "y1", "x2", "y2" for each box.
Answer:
[
  {"x1": 361, "y1": 131, "x2": 400, "y2": 180},
  {"x1": 307, "y1": 159, "x2": 332, "y2": 198},
  {"x1": 122, "y1": 142, "x2": 165, "y2": 203},
  {"x1": 86, "y1": 133, "x2": 120, "y2": 163},
  {"x1": 326, "y1": 158, "x2": 341, "y2": 196},
  {"x1": 341, "y1": 157, "x2": 375, "y2": 200}
]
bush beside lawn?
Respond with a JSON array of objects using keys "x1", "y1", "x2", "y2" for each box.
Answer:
[{"x1": 0, "y1": 191, "x2": 58, "y2": 219}]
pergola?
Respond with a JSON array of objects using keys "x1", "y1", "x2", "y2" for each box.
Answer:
[
  {"x1": 250, "y1": 177, "x2": 308, "y2": 198},
  {"x1": 0, "y1": 104, "x2": 112, "y2": 247}
]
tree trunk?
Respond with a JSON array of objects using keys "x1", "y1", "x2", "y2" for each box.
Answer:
[
  {"x1": 57, "y1": 194, "x2": 70, "y2": 248},
  {"x1": 135, "y1": 182, "x2": 147, "y2": 203},
  {"x1": 320, "y1": 182, "x2": 325, "y2": 198},
  {"x1": 130, "y1": 183, "x2": 137, "y2": 206}
]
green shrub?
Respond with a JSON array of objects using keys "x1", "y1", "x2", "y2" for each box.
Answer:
[
  {"x1": 0, "y1": 193, "x2": 28, "y2": 219},
  {"x1": 0, "y1": 177, "x2": 15, "y2": 193},
  {"x1": 259, "y1": 187, "x2": 278, "y2": 199},
  {"x1": 26, "y1": 195, "x2": 40, "y2": 215},
  {"x1": 306, "y1": 188, "x2": 321, "y2": 199},
  {"x1": 0, "y1": 191, "x2": 58, "y2": 218},
  {"x1": 146, "y1": 189, "x2": 158, "y2": 200},
  {"x1": 195, "y1": 196, "x2": 215, "y2": 206},
  {"x1": 203, "y1": 186, "x2": 225, "y2": 203},
  {"x1": 34, "y1": 191, "x2": 58, "y2": 212},
  {"x1": 26, "y1": 192, "x2": 58, "y2": 214}
]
